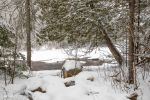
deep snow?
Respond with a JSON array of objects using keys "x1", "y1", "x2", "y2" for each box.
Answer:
[{"x1": 0, "y1": 47, "x2": 150, "y2": 100}]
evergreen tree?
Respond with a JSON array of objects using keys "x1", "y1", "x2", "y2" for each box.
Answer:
[{"x1": 36, "y1": 0, "x2": 123, "y2": 65}]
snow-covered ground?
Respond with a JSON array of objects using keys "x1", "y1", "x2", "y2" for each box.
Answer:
[
  {"x1": 21, "y1": 46, "x2": 112, "y2": 63},
  {"x1": 21, "y1": 48, "x2": 68, "y2": 63},
  {"x1": 0, "y1": 47, "x2": 150, "y2": 100},
  {"x1": 0, "y1": 64, "x2": 128, "y2": 100}
]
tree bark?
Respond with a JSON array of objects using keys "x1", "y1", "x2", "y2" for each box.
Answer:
[
  {"x1": 25, "y1": 0, "x2": 32, "y2": 70},
  {"x1": 128, "y1": 0, "x2": 135, "y2": 84},
  {"x1": 98, "y1": 21, "x2": 123, "y2": 66},
  {"x1": 11, "y1": 31, "x2": 17, "y2": 84}
]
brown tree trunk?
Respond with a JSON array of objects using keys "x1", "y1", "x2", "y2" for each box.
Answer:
[
  {"x1": 128, "y1": 0, "x2": 135, "y2": 84},
  {"x1": 25, "y1": 0, "x2": 32, "y2": 70},
  {"x1": 11, "y1": 31, "x2": 18, "y2": 84},
  {"x1": 135, "y1": 0, "x2": 140, "y2": 63},
  {"x1": 98, "y1": 21, "x2": 123, "y2": 66}
]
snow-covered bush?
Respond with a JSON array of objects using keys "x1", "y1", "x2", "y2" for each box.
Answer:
[{"x1": 0, "y1": 24, "x2": 27, "y2": 84}]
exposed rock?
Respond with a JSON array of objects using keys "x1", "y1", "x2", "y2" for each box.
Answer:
[
  {"x1": 62, "y1": 60, "x2": 82, "y2": 78},
  {"x1": 31, "y1": 87, "x2": 46, "y2": 93},
  {"x1": 87, "y1": 76, "x2": 95, "y2": 81},
  {"x1": 64, "y1": 81, "x2": 75, "y2": 87},
  {"x1": 62, "y1": 68, "x2": 82, "y2": 78},
  {"x1": 127, "y1": 93, "x2": 138, "y2": 100}
]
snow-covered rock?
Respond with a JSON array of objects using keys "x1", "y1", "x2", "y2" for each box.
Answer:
[{"x1": 62, "y1": 60, "x2": 82, "y2": 71}]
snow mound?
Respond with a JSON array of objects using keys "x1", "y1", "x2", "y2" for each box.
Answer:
[
  {"x1": 5, "y1": 84, "x2": 26, "y2": 94},
  {"x1": 32, "y1": 92, "x2": 50, "y2": 100},
  {"x1": 63, "y1": 60, "x2": 82, "y2": 71}
]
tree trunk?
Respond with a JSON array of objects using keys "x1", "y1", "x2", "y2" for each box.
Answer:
[
  {"x1": 128, "y1": 0, "x2": 135, "y2": 84},
  {"x1": 98, "y1": 21, "x2": 123, "y2": 66},
  {"x1": 11, "y1": 31, "x2": 18, "y2": 84},
  {"x1": 25, "y1": 0, "x2": 32, "y2": 70},
  {"x1": 135, "y1": 0, "x2": 140, "y2": 63}
]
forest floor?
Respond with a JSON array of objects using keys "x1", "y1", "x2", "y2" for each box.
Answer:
[{"x1": 0, "y1": 46, "x2": 150, "y2": 100}]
